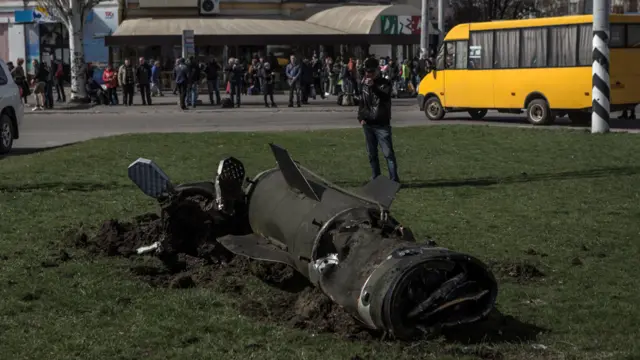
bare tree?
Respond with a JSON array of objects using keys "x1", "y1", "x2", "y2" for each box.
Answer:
[
  {"x1": 448, "y1": 0, "x2": 566, "y2": 26},
  {"x1": 36, "y1": 0, "x2": 103, "y2": 102}
]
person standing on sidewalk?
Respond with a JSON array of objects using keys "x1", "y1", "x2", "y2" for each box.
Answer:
[
  {"x1": 44, "y1": 61, "x2": 55, "y2": 109},
  {"x1": 187, "y1": 56, "x2": 201, "y2": 108},
  {"x1": 285, "y1": 55, "x2": 301, "y2": 108},
  {"x1": 31, "y1": 59, "x2": 47, "y2": 111},
  {"x1": 225, "y1": 58, "x2": 244, "y2": 108},
  {"x1": 262, "y1": 61, "x2": 277, "y2": 108},
  {"x1": 173, "y1": 58, "x2": 189, "y2": 110},
  {"x1": 54, "y1": 61, "x2": 66, "y2": 102},
  {"x1": 118, "y1": 59, "x2": 136, "y2": 106},
  {"x1": 358, "y1": 57, "x2": 399, "y2": 183},
  {"x1": 150, "y1": 61, "x2": 163, "y2": 97},
  {"x1": 205, "y1": 57, "x2": 221, "y2": 105},
  {"x1": 136, "y1": 57, "x2": 152, "y2": 105},
  {"x1": 102, "y1": 63, "x2": 118, "y2": 105}
]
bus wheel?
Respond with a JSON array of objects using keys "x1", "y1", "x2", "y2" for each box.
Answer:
[
  {"x1": 424, "y1": 97, "x2": 445, "y2": 120},
  {"x1": 526, "y1": 99, "x2": 554, "y2": 125},
  {"x1": 468, "y1": 109, "x2": 488, "y2": 120},
  {"x1": 568, "y1": 112, "x2": 591, "y2": 125}
]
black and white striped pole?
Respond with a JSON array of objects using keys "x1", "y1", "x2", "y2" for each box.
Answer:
[{"x1": 592, "y1": 0, "x2": 611, "y2": 133}]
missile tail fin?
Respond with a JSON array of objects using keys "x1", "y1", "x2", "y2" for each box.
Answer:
[
  {"x1": 218, "y1": 234, "x2": 298, "y2": 268},
  {"x1": 268, "y1": 143, "x2": 320, "y2": 201},
  {"x1": 359, "y1": 176, "x2": 401, "y2": 209}
]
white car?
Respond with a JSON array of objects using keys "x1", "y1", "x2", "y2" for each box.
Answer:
[{"x1": 0, "y1": 59, "x2": 24, "y2": 154}]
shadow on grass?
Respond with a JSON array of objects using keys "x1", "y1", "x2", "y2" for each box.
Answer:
[
  {"x1": 338, "y1": 166, "x2": 640, "y2": 190},
  {"x1": 0, "y1": 143, "x2": 78, "y2": 160},
  {"x1": 441, "y1": 309, "x2": 547, "y2": 344},
  {"x1": 0, "y1": 181, "x2": 129, "y2": 193},
  {"x1": 451, "y1": 115, "x2": 640, "y2": 130}
]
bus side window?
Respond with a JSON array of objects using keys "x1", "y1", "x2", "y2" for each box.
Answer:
[
  {"x1": 628, "y1": 25, "x2": 640, "y2": 48},
  {"x1": 520, "y1": 28, "x2": 548, "y2": 68},
  {"x1": 610, "y1": 24, "x2": 626, "y2": 47},
  {"x1": 455, "y1": 41, "x2": 468, "y2": 69},
  {"x1": 446, "y1": 42, "x2": 455, "y2": 69},
  {"x1": 469, "y1": 31, "x2": 493, "y2": 69}
]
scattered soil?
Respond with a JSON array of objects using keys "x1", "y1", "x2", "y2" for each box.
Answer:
[
  {"x1": 66, "y1": 195, "x2": 371, "y2": 340},
  {"x1": 490, "y1": 260, "x2": 545, "y2": 282}
]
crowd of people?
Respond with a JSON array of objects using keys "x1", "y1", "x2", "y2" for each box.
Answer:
[
  {"x1": 7, "y1": 58, "x2": 66, "y2": 111},
  {"x1": 4, "y1": 51, "x2": 428, "y2": 111}
]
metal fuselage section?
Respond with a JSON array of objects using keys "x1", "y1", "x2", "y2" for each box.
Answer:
[
  {"x1": 245, "y1": 167, "x2": 498, "y2": 339},
  {"x1": 127, "y1": 147, "x2": 498, "y2": 340},
  {"x1": 246, "y1": 168, "x2": 381, "y2": 277}
]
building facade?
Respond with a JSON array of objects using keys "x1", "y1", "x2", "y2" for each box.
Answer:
[
  {"x1": 106, "y1": 0, "x2": 439, "y2": 70},
  {"x1": 0, "y1": 0, "x2": 120, "y2": 76},
  {"x1": 569, "y1": 0, "x2": 639, "y2": 14}
]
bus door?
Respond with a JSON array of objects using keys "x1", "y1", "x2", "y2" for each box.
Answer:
[
  {"x1": 443, "y1": 40, "x2": 470, "y2": 108},
  {"x1": 463, "y1": 31, "x2": 495, "y2": 109},
  {"x1": 610, "y1": 24, "x2": 640, "y2": 106}
]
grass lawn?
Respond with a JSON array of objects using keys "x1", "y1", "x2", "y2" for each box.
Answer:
[{"x1": 1, "y1": 125, "x2": 640, "y2": 360}]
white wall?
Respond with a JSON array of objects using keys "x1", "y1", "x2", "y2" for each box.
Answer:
[
  {"x1": 369, "y1": 44, "x2": 391, "y2": 58},
  {"x1": 8, "y1": 22, "x2": 24, "y2": 62}
]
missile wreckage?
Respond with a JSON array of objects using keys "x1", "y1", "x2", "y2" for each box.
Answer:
[{"x1": 127, "y1": 144, "x2": 498, "y2": 340}]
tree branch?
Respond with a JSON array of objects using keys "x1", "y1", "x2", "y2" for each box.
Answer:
[{"x1": 35, "y1": 0, "x2": 70, "y2": 24}]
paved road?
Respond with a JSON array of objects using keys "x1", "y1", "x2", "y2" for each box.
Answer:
[
  {"x1": 28, "y1": 94, "x2": 418, "y2": 114},
  {"x1": 14, "y1": 106, "x2": 640, "y2": 151}
]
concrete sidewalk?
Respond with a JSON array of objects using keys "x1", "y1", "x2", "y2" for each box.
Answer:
[{"x1": 29, "y1": 93, "x2": 418, "y2": 114}]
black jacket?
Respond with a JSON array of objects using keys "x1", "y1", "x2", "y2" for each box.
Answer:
[
  {"x1": 358, "y1": 76, "x2": 392, "y2": 126},
  {"x1": 205, "y1": 61, "x2": 220, "y2": 80},
  {"x1": 34, "y1": 64, "x2": 48, "y2": 82},
  {"x1": 225, "y1": 63, "x2": 244, "y2": 83},
  {"x1": 301, "y1": 62, "x2": 313, "y2": 84},
  {"x1": 188, "y1": 63, "x2": 201, "y2": 83},
  {"x1": 136, "y1": 63, "x2": 151, "y2": 85}
]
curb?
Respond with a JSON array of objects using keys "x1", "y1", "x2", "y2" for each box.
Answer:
[{"x1": 27, "y1": 107, "x2": 419, "y2": 115}]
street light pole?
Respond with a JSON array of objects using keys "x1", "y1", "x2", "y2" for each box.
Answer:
[
  {"x1": 437, "y1": 0, "x2": 444, "y2": 44},
  {"x1": 420, "y1": 0, "x2": 429, "y2": 59},
  {"x1": 591, "y1": 0, "x2": 611, "y2": 133}
]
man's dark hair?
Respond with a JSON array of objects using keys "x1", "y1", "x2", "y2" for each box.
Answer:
[{"x1": 364, "y1": 57, "x2": 379, "y2": 72}]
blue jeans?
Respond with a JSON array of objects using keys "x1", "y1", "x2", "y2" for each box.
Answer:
[
  {"x1": 188, "y1": 83, "x2": 198, "y2": 106},
  {"x1": 207, "y1": 79, "x2": 220, "y2": 104},
  {"x1": 363, "y1": 124, "x2": 399, "y2": 182}
]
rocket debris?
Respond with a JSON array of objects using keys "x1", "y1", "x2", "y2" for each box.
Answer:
[{"x1": 127, "y1": 144, "x2": 498, "y2": 340}]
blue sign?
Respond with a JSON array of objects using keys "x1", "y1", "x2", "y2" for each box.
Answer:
[{"x1": 14, "y1": 10, "x2": 34, "y2": 23}]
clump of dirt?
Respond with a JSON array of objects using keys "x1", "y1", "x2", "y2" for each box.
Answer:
[
  {"x1": 490, "y1": 260, "x2": 545, "y2": 282},
  {"x1": 66, "y1": 195, "x2": 370, "y2": 340}
]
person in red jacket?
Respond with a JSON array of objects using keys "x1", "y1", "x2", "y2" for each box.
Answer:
[{"x1": 102, "y1": 63, "x2": 119, "y2": 105}]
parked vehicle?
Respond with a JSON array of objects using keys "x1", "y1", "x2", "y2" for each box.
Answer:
[
  {"x1": 417, "y1": 14, "x2": 640, "y2": 125},
  {"x1": 0, "y1": 59, "x2": 24, "y2": 154}
]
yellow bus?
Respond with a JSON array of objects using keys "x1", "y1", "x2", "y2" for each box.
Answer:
[{"x1": 417, "y1": 14, "x2": 640, "y2": 125}]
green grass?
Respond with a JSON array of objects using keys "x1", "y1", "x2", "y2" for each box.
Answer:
[{"x1": 1, "y1": 126, "x2": 640, "y2": 360}]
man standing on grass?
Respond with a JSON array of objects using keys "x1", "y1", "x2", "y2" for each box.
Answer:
[{"x1": 358, "y1": 57, "x2": 399, "y2": 183}]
